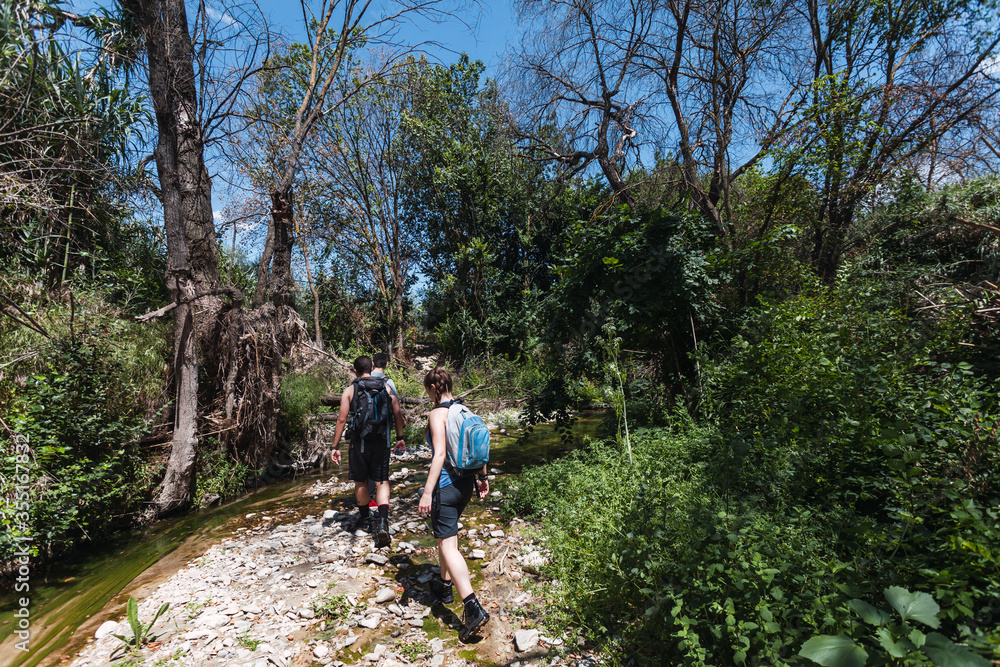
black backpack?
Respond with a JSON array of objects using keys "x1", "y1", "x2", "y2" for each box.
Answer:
[{"x1": 348, "y1": 376, "x2": 390, "y2": 444}]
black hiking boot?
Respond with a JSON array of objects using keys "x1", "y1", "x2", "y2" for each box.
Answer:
[
  {"x1": 429, "y1": 576, "x2": 454, "y2": 604},
  {"x1": 373, "y1": 516, "x2": 391, "y2": 548},
  {"x1": 350, "y1": 514, "x2": 371, "y2": 534},
  {"x1": 459, "y1": 597, "x2": 490, "y2": 641}
]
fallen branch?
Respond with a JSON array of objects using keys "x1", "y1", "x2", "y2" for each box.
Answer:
[
  {"x1": 951, "y1": 215, "x2": 1000, "y2": 236},
  {"x1": 300, "y1": 342, "x2": 353, "y2": 371},
  {"x1": 0, "y1": 293, "x2": 50, "y2": 338},
  {"x1": 135, "y1": 286, "x2": 245, "y2": 322}
]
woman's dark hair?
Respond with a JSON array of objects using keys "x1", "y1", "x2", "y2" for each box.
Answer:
[{"x1": 423, "y1": 367, "x2": 452, "y2": 395}]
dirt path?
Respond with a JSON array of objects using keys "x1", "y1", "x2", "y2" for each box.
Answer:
[{"x1": 68, "y1": 448, "x2": 601, "y2": 667}]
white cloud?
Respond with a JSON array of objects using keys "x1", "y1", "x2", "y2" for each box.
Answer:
[
  {"x1": 980, "y1": 54, "x2": 1000, "y2": 78},
  {"x1": 205, "y1": 5, "x2": 237, "y2": 27}
]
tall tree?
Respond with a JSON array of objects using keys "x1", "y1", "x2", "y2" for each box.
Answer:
[
  {"x1": 780, "y1": 0, "x2": 1000, "y2": 281},
  {"x1": 124, "y1": 0, "x2": 222, "y2": 514},
  {"x1": 306, "y1": 60, "x2": 422, "y2": 353},
  {"x1": 512, "y1": 0, "x2": 651, "y2": 205}
]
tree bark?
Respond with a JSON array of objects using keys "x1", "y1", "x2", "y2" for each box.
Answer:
[
  {"x1": 128, "y1": 0, "x2": 217, "y2": 515},
  {"x1": 269, "y1": 188, "x2": 295, "y2": 308}
]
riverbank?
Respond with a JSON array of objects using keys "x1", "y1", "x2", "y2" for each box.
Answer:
[
  {"x1": 68, "y1": 446, "x2": 600, "y2": 667},
  {"x1": 50, "y1": 412, "x2": 608, "y2": 667}
]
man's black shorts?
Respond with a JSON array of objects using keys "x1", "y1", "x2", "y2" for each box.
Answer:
[
  {"x1": 348, "y1": 437, "x2": 390, "y2": 482},
  {"x1": 430, "y1": 476, "x2": 475, "y2": 539}
]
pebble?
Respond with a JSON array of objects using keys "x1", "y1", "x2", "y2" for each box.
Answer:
[
  {"x1": 94, "y1": 621, "x2": 118, "y2": 640},
  {"x1": 515, "y1": 629, "x2": 540, "y2": 652},
  {"x1": 374, "y1": 587, "x2": 396, "y2": 604},
  {"x1": 359, "y1": 615, "x2": 382, "y2": 629},
  {"x1": 68, "y1": 460, "x2": 602, "y2": 667}
]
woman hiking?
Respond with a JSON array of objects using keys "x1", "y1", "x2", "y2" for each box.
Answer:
[{"x1": 417, "y1": 367, "x2": 491, "y2": 641}]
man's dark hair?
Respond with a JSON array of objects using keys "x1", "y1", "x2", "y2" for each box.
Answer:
[
  {"x1": 372, "y1": 352, "x2": 389, "y2": 369},
  {"x1": 353, "y1": 356, "x2": 373, "y2": 376}
]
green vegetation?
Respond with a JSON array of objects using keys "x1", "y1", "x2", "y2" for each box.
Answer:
[
  {"x1": 1, "y1": 1, "x2": 999, "y2": 664},
  {"x1": 509, "y1": 274, "x2": 1000, "y2": 664},
  {"x1": 310, "y1": 593, "x2": 357, "y2": 623},
  {"x1": 110, "y1": 597, "x2": 170, "y2": 657}
]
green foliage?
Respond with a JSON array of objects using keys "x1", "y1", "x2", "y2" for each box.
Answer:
[
  {"x1": 111, "y1": 597, "x2": 170, "y2": 655},
  {"x1": 278, "y1": 371, "x2": 330, "y2": 443},
  {"x1": 510, "y1": 274, "x2": 999, "y2": 665},
  {"x1": 194, "y1": 439, "x2": 255, "y2": 505},
  {"x1": 0, "y1": 0, "x2": 148, "y2": 285},
  {"x1": 311, "y1": 593, "x2": 357, "y2": 622},
  {"x1": 0, "y1": 331, "x2": 154, "y2": 560},
  {"x1": 800, "y1": 587, "x2": 990, "y2": 667}
]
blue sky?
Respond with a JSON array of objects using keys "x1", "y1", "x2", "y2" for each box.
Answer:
[
  {"x1": 67, "y1": 0, "x2": 521, "y2": 256},
  {"x1": 212, "y1": 0, "x2": 517, "y2": 75}
]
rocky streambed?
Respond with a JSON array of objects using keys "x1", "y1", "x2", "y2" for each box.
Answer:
[{"x1": 69, "y1": 445, "x2": 603, "y2": 667}]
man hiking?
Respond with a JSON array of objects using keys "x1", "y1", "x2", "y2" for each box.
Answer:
[
  {"x1": 331, "y1": 355, "x2": 406, "y2": 548},
  {"x1": 364, "y1": 352, "x2": 403, "y2": 513}
]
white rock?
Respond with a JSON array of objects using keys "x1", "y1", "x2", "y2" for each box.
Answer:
[
  {"x1": 198, "y1": 613, "x2": 231, "y2": 628},
  {"x1": 94, "y1": 621, "x2": 118, "y2": 640},
  {"x1": 387, "y1": 603, "x2": 403, "y2": 616},
  {"x1": 490, "y1": 530, "x2": 505, "y2": 538},
  {"x1": 375, "y1": 588, "x2": 396, "y2": 604},
  {"x1": 430, "y1": 638, "x2": 444, "y2": 653},
  {"x1": 314, "y1": 645, "x2": 329, "y2": 659},
  {"x1": 306, "y1": 580, "x2": 319, "y2": 588},
  {"x1": 323, "y1": 510, "x2": 337, "y2": 520},
  {"x1": 342, "y1": 634, "x2": 359, "y2": 647},
  {"x1": 243, "y1": 604, "x2": 263, "y2": 615},
  {"x1": 299, "y1": 608, "x2": 315, "y2": 619},
  {"x1": 430, "y1": 655, "x2": 445, "y2": 667},
  {"x1": 470, "y1": 549, "x2": 487, "y2": 560},
  {"x1": 359, "y1": 615, "x2": 381, "y2": 629},
  {"x1": 515, "y1": 629, "x2": 540, "y2": 652}
]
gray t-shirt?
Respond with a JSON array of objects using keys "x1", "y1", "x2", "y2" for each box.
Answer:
[{"x1": 371, "y1": 370, "x2": 399, "y2": 445}]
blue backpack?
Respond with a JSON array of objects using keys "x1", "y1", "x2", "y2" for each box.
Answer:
[{"x1": 439, "y1": 399, "x2": 490, "y2": 477}]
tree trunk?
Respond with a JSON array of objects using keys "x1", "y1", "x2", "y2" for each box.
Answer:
[
  {"x1": 269, "y1": 187, "x2": 295, "y2": 308},
  {"x1": 298, "y1": 222, "x2": 323, "y2": 350},
  {"x1": 128, "y1": 0, "x2": 217, "y2": 515}
]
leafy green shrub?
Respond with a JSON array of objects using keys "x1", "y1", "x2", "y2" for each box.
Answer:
[
  {"x1": 278, "y1": 371, "x2": 330, "y2": 443},
  {"x1": 508, "y1": 428, "x2": 849, "y2": 665},
  {"x1": 194, "y1": 438, "x2": 255, "y2": 505},
  {"x1": 0, "y1": 336, "x2": 150, "y2": 561},
  {"x1": 799, "y1": 587, "x2": 991, "y2": 667}
]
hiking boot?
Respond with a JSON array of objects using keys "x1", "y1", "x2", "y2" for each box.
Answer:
[
  {"x1": 351, "y1": 514, "x2": 371, "y2": 534},
  {"x1": 373, "y1": 517, "x2": 391, "y2": 548},
  {"x1": 459, "y1": 597, "x2": 490, "y2": 641},
  {"x1": 429, "y1": 576, "x2": 454, "y2": 604}
]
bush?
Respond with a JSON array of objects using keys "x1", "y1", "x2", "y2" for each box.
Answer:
[
  {"x1": 194, "y1": 438, "x2": 255, "y2": 505},
  {"x1": 510, "y1": 278, "x2": 1000, "y2": 664},
  {"x1": 0, "y1": 336, "x2": 151, "y2": 562},
  {"x1": 508, "y1": 428, "x2": 849, "y2": 665},
  {"x1": 278, "y1": 371, "x2": 330, "y2": 443}
]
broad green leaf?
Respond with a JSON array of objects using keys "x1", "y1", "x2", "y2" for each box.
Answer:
[
  {"x1": 876, "y1": 627, "x2": 914, "y2": 658},
  {"x1": 848, "y1": 599, "x2": 889, "y2": 626},
  {"x1": 800, "y1": 635, "x2": 869, "y2": 667},
  {"x1": 884, "y1": 586, "x2": 940, "y2": 628},
  {"x1": 922, "y1": 633, "x2": 991, "y2": 667}
]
